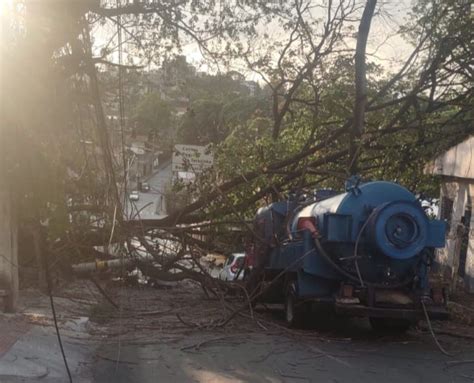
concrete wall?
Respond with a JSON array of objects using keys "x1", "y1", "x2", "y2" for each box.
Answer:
[
  {"x1": 0, "y1": 189, "x2": 19, "y2": 311},
  {"x1": 426, "y1": 136, "x2": 474, "y2": 292},
  {"x1": 436, "y1": 179, "x2": 474, "y2": 292},
  {"x1": 427, "y1": 136, "x2": 474, "y2": 179},
  {"x1": 465, "y1": 185, "x2": 474, "y2": 292}
]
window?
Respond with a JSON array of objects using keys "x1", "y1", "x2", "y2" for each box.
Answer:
[
  {"x1": 226, "y1": 255, "x2": 235, "y2": 266},
  {"x1": 235, "y1": 256, "x2": 245, "y2": 267}
]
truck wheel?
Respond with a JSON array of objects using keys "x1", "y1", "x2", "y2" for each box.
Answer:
[
  {"x1": 369, "y1": 317, "x2": 411, "y2": 333},
  {"x1": 285, "y1": 282, "x2": 304, "y2": 328}
]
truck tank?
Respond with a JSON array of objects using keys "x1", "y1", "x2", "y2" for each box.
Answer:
[
  {"x1": 289, "y1": 181, "x2": 446, "y2": 285},
  {"x1": 248, "y1": 180, "x2": 448, "y2": 329}
]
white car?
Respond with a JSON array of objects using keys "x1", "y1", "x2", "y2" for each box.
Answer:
[
  {"x1": 421, "y1": 198, "x2": 439, "y2": 219},
  {"x1": 219, "y1": 253, "x2": 246, "y2": 281},
  {"x1": 129, "y1": 191, "x2": 139, "y2": 201}
]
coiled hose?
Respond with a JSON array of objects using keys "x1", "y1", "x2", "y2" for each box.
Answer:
[{"x1": 313, "y1": 237, "x2": 413, "y2": 289}]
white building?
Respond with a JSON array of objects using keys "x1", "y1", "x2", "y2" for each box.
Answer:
[{"x1": 425, "y1": 135, "x2": 474, "y2": 292}]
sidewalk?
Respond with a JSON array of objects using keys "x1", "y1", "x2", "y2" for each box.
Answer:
[
  {"x1": 0, "y1": 316, "x2": 30, "y2": 359},
  {"x1": 0, "y1": 283, "x2": 100, "y2": 382}
]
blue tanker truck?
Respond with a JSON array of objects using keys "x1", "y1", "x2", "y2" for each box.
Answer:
[{"x1": 246, "y1": 179, "x2": 449, "y2": 331}]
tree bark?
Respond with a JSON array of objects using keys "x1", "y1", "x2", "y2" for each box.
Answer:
[{"x1": 350, "y1": 0, "x2": 377, "y2": 174}]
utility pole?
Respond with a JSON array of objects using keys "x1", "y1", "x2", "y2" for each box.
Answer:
[{"x1": 0, "y1": 187, "x2": 19, "y2": 312}]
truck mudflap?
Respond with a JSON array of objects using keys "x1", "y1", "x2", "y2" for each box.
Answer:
[{"x1": 334, "y1": 302, "x2": 449, "y2": 321}]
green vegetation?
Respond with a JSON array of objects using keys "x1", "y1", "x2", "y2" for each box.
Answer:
[
  {"x1": 1, "y1": 0, "x2": 472, "y2": 267},
  {"x1": 132, "y1": 93, "x2": 171, "y2": 139}
]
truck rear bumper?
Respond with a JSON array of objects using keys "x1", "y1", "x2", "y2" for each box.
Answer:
[{"x1": 334, "y1": 303, "x2": 449, "y2": 321}]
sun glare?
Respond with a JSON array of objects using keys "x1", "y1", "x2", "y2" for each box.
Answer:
[
  {"x1": 0, "y1": 0, "x2": 14, "y2": 23},
  {"x1": 0, "y1": 0, "x2": 13, "y2": 14}
]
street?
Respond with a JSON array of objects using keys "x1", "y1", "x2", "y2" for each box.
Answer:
[
  {"x1": 90, "y1": 283, "x2": 474, "y2": 383},
  {"x1": 1, "y1": 281, "x2": 474, "y2": 383},
  {"x1": 92, "y1": 330, "x2": 474, "y2": 383},
  {"x1": 125, "y1": 161, "x2": 171, "y2": 220}
]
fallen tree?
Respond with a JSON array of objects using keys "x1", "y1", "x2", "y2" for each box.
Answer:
[{"x1": 3, "y1": 0, "x2": 473, "y2": 309}]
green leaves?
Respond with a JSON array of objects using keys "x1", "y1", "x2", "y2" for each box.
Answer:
[{"x1": 132, "y1": 92, "x2": 172, "y2": 139}]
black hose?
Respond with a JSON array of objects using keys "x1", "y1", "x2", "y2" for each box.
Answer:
[{"x1": 313, "y1": 237, "x2": 412, "y2": 289}]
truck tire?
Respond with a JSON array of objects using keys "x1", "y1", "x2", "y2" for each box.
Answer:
[
  {"x1": 285, "y1": 282, "x2": 305, "y2": 328},
  {"x1": 369, "y1": 317, "x2": 412, "y2": 333}
]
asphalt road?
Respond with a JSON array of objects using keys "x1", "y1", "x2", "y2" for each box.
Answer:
[
  {"x1": 4, "y1": 281, "x2": 471, "y2": 383},
  {"x1": 92, "y1": 316, "x2": 474, "y2": 383},
  {"x1": 126, "y1": 161, "x2": 171, "y2": 220},
  {"x1": 88, "y1": 284, "x2": 474, "y2": 383}
]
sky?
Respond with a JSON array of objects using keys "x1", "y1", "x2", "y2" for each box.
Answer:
[
  {"x1": 90, "y1": 0, "x2": 416, "y2": 82},
  {"x1": 183, "y1": 0, "x2": 414, "y2": 81}
]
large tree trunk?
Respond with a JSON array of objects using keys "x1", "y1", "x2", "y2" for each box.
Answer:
[{"x1": 350, "y1": 0, "x2": 377, "y2": 174}]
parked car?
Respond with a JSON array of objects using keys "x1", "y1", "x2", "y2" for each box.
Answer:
[
  {"x1": 129, "y1": 191, "x2": 139, "y2": 201},
  {"x1": 141, "y1": 182, "x2": 150, "y2": 192},
  {"x1": 219, "y1": 253, "x2": 246, "y2": 281}
]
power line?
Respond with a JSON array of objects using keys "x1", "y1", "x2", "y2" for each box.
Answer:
[
  {"x1": 115, "y1": 0, "x2": 127, "y2": 374},
  {"x1": 48, "y1": 293, "x2": 73, "y2": 382},
  {"x1": 41, "y1": 231, "x2": 73, "y2": 383}
]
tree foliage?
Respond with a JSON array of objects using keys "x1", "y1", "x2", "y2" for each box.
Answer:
[
  {"x1": 177, "y1": 95, "x2": 270, "y2": 146},
  {"x1": 132, "y1": 92, "x2": 171, "y2": 139},
  {"x1": 1, "y1": 0, "x2": 473, "y2": 268}
]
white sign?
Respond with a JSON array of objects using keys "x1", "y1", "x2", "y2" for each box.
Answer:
[{"x1": 172, "y1": 144, "x2": 213, "y2": 173}]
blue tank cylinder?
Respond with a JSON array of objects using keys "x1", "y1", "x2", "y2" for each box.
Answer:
[
  {"x1": 292, "y1": 181, "x2": 445, "y2": 260},
  {"x1": 366, "y1": 200, "x2": 429, "y2": 259}
]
